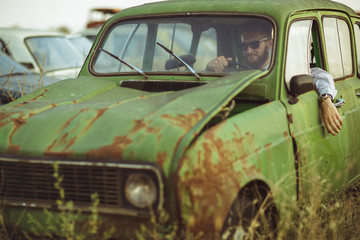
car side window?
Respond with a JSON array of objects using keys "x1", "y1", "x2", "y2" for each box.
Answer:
[
  {"x1": 354, "y1": 23, "x2": 360, "y2": 74},
  {"x1": 323, "y1": 17, "x2": 353, "y2": 79},
  {"x1": 285, "y1": 20, "x2": 312, "y2": 89}
]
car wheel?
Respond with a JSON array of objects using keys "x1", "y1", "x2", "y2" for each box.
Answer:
[{"x1": 220, "y1": 184, "x2": 278, "y2": 240}]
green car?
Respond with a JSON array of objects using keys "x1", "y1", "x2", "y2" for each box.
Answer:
[{"x1": 1, "y1": 0, "x2": 360, "y2": 239}]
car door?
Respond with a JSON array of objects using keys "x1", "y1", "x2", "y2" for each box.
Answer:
[
  {"x1": 348, "y1": 16, "x2": 360, "y2": 183},
  {"x1": 282, "y1": 16, "x2": 350, "y2": 200},
  {"x1": 322, "y1": 14, "x2": 360, "y2": 185}
]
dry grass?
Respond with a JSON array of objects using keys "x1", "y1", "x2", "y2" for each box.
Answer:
[
  {"x1": 277, "y1": 181, "x2": 360, "y2": 240},
  {"x1": 0, "y1": 48, "x2": 45, "y2": 104}
]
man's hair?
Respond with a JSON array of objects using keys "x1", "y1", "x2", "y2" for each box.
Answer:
[{"x1": 240, "y1": 19, "x2": 273, "y2": 39}]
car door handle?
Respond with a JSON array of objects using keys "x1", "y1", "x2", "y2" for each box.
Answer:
[
  {"x1": 355, "y1": 89, "x2": 360, "y2": 97},
  {"x1": 334, "y1": 98, "x2": 345, "y2": 108}
]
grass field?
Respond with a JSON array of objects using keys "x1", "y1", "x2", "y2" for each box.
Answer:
[
  {"x1": 0, "y1": 181, "x2": 359, "y2": 240},
  {"x1": 276, "y1": 182, "x2": 360, "y2": 240}
]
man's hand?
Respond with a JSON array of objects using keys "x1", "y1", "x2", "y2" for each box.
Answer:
[
  {"x1": 205, "y1": 56, "x2": 232, "y2": 72},
  {"x1": 320, "y1": 97, "x2": 343, "y2": 135}
]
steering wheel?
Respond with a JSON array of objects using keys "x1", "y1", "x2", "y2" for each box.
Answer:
[{"x1": 226, "y1": 61, "x2": 252, "y2": 72}]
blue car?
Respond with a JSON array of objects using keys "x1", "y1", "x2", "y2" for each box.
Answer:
[{"x1": 0, "y1": 53, "x2": 61, "y2": 104}]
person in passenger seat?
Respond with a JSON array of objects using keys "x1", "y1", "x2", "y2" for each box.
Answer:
[{"x1": 205, "y1": 20, "x2": 343, "y2": 135}]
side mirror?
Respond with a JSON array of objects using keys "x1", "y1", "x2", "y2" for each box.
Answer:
[{"x1": 289, "y1": 74, "x2": 314, "y2": 97}]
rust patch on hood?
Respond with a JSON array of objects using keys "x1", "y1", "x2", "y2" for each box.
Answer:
[
  {"x1": 6, "y1": 116, "x2": 28, "y2": 155},
  {"x1": 86, "y1": 135, "x2": 133, "y2": 159},
  {"x1": 45, "y1": 132, "x2": 77, "y2": 156},
  {"x1": 44, "y1": 108, "x2": 89, "y2": 155},
  {"x1": 44, "y1": 108, "x2": 111, "y2": 157},
  {"x1": 161, "y1": 108, "x2": 206, "y2": 131},
  {"x1": 84, "y1": 108, "x2": 207, "y2": 161},
  {"x1": 156, "y1": 151, "x2": 168, "y2": 169},
  {"x1": 84, "y1": 108, "x2": 108, "y2": 132}
]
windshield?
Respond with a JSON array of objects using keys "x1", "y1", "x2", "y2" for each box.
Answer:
[
  {"x1": 0, "y1": 53, "x2": 31, "y2": 76},
  {"x1": 92, "y1": 16, "x2": 274, "y2": 76},
  {"x1": 25, "y1": 37, "x2": 84, "y2": 73},
  {"x1": 68, "y1": 36, "x2": 93, "y2": 58}
]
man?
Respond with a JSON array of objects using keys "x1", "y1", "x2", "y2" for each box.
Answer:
[
  {"x1": 206, "y1": 20, "x2": 343, "y2": 135},
  {"x1": 206, "y1": 20, "x2": 273, "y2": 72}
]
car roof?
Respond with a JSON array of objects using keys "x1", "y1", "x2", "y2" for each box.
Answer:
[
  {"x1": 0, "y1": 28, "x2": 64, "y2": 65},
  {"x1": 112, "y1": 0, "x2": 357, "y2": 20},
  {"x1": 0, "y1": 28, "x2": 62, "y2": 39}
]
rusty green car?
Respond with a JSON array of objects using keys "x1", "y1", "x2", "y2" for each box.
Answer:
[{"x1": 1, "y1": 0, "x2": 360, "y2": 239}]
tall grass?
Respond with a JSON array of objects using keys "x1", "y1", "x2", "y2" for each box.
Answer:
[
  {"x1": 273, "y1": 175, "x2": 360, "y2": 240},
  {"x1": 0, "y1": 50, "x2": 45, "y2": 104},
  {"x1": 0, "y1": 163, "x2": 115, "y2": 240},
  {"x1": 132, "y1": 178, "x2": 360, "y2": 240},
  {"x1": 0, "y1": 154, "x2": 358, "y2": 239},
  {"x1": 24, "y1": 162, "x2": 115, "y2": 240}
]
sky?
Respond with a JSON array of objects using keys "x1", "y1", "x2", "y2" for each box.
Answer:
[
  {"x1": 0, "y1": 0, "x2": 165, "y2": 33},
  {"x1": 0, "y1": 0, "x2": 359, "y2": 33}
]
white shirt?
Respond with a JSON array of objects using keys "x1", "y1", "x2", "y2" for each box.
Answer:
[{"x1": 310, "y1": 67, "x2": 337, "y2": 99}]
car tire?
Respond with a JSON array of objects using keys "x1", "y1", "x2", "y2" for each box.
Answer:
[{"x1": 220, "y1": 184, "x2": 278, "y2": 240}]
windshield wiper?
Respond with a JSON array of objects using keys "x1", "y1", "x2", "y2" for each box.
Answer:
[
  {"x1": 99, "y1": 48, "x2": 148, "y2": 80},
  {"x1": 156, "y1": 42, "x2": 200, "y2": 81}
]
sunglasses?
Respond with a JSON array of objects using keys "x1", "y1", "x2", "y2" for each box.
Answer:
[{"x1": 240, "y1": 37, "x2": 269, "y2": 51}]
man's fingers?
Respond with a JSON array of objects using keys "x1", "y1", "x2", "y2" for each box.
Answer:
[
  {"x1": 325, "y1": 115, "x2": 342, "y2": 136},
  {"x1": 218, "y1": 57, "x2": 230, "y2": 71},
  {"x1": 325, "y1": 121, "x2": 337, "y2": 135},
  {"x1": 206, "y1": 56, "x2": 233, "y2": 72},
  {"x1": 334, "y1": 117, "x2": 343, "y2": 130}
]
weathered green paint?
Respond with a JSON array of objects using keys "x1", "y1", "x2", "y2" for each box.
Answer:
[
  {"x1": 0, "y1": 70, "x2": 264, "y2": 172},
  {"x1": 1, "y1": 0, "x2": 360, "y2": 238},
  {"x1": 177, "y1": 99, "x2": 296, "y2": 233}
]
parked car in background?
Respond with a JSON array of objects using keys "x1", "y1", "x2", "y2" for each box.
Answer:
[
  {"x1": 0, "y1": 28, "x2": 85, "y2": 79},
  {"x1": 0, "y1": 0, "x2": 360, "y2": 239},
  {"x1": 0, "y1": 53, "x2": 61, "y2": 104},
  {"x1": 77, "y1": 8, "x2": 121, "y2": 42},
  {"x1": 67, "y1": 34, "x2": 93, "y2": 58}
]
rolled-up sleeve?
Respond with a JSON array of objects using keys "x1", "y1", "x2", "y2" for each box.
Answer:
[{"x1": 310, "y1": 67, "x2": 337, "y2": 99}]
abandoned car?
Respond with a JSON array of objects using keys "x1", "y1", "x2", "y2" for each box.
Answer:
[
  {"x1": 0, "y1": 0, "x2": 360, "y2": 239},
  {"x1": 0, "y1": 28, "x2": 85, "y2": 79}
]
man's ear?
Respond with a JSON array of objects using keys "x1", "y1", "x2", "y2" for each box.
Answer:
[{"x1": 266, "y1": 38, "x2": 273, "y2": 49}]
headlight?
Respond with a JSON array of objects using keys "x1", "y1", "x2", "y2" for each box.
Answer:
[{"x1": 125, "y1": 173, "x2": 158, "y2": 208}]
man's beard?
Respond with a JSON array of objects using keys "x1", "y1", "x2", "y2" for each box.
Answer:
[{"x1": 248, "y1": 49, "x2": 269, "y2": 69}]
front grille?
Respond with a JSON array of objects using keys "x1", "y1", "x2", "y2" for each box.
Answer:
[{"x1": 0, "y1": 157, "x2": 163, "y2": 216}]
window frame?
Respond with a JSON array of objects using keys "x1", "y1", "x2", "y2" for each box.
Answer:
[
  {"x1": 284, "y1": 17, "x2": 324, "y2": 91},
  {"x1": 89, "y1": 13, "x2": 277, "y2": 77},
  {"x1": 353, "y1": 21, "x2": 360, "y2": 77},
  {"x1": 321, "y1": 15, "x2": 354, "y2": 80}
]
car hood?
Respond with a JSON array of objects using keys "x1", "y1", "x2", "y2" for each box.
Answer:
[
  {"x1": 0, "y1": 70, "x2": 265, "y2": 174},
  {"x1": 45, "y1": 67, "x2": 81, "y2": 80}
]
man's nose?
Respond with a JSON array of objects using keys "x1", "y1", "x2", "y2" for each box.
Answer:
[{"x1": 243, "y1": 45, "x2": 253, "y2": 53}]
